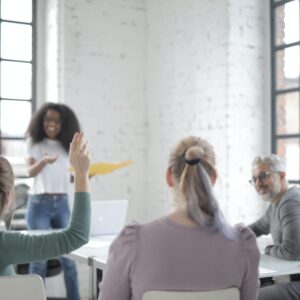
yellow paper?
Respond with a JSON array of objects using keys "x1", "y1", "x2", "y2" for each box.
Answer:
[{"x1": 70, "y1": 160, "x2": 133, "y2": 176}]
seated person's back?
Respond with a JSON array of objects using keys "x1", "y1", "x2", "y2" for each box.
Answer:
[{"x1": 99, "y1": 136, "x2": 260, "y2": 300}]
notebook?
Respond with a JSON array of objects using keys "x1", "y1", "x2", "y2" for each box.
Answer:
[{"x1": 90, "y1": 200, "x2": 128, "y2": 236}]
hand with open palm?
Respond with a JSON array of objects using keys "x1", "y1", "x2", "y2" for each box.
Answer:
[{"x1": 69, "y1": 132, "x2": 90, "y2": 192}]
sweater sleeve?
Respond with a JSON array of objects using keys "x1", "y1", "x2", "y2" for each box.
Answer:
[
  {"x1": 248, "y1": 208, "x2": 271, "y2": 237},
  {"x1": 235, "y1": 225, "x2": 260, "y2": 300},
  {"x1": 0, "y1": 192, "x2": 90, "y2": 268},
  {"x1": 266, "y1": 198, "x2": 300, "y2": 260},
  {"x1": 98, "y1": 222, "x2": 139, "y2": 300}
]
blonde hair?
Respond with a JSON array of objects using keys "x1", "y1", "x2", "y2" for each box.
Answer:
[
  {"x1": 169, "y1": 136, "x2": 234, "y2": 238},
  {"x1": 0, "y1": 157, "x2": 15, "y2": 218}
]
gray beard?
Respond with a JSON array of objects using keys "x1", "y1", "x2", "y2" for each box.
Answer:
[
  {"x1": 262, "y1": 192, "x2": 277, "y2": 202},
  {"x1": 262, "y1": 187, "x2": 281, "y2": 202}
]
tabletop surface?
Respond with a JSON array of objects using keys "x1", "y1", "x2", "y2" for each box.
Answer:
[{"x1": 20, "y1": 230, "x2": 300, "y2": 278}]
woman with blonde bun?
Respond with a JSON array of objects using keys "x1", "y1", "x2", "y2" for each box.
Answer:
[{"x1": 99, "y1": 136, "x2": 260, "y2": 300}]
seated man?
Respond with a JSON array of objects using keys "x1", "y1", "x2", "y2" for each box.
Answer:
[{"x1": 248, "y1": 154, "x2": 300, "y2": 300}]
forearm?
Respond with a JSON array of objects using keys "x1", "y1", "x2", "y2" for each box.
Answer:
[
  {"x1": 248, "y1": 222, "x2": 269, "y2": 237},
  {"x1": 265, "y1": 242, "x2": 300, "y2": 260},
  {"x1": 28, "y1": 159, "x2": 47, "y2": 177},
  {"x1": 248, "y1": 224, "x2": 260, "y2": 237},
  {"x1": 265, "y1": 226, "x2": 300, "y2": 260},
  {"x1": 4, "y1": 193, "x2": 90, "y2": 265}
]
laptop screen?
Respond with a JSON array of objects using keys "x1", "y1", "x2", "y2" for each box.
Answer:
[{"x1": 90, "y1": 200, "x2": 128, "y2": 236}]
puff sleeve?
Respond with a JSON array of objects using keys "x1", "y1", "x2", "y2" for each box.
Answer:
[
  {"x1": 98, "y1": 222, "x2": 139, "y2": 300},
  {"x1": 235, "y1": 224, "x2": 260, "y2": 300}
]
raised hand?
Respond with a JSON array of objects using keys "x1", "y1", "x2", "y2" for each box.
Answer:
[
  {"x1": 69, "y1": 132, "x2": 90, "y2": 192},
  {"x1": 69, "y1": 132, "x2": 90, "y2": 175}
]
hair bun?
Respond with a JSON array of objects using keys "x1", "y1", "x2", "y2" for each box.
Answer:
[{"x1": 185, "y1": 146, "x2": 204, "y2": 165}]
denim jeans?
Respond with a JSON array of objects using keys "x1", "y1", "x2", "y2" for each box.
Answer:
[{"x1": 26, "y1": 194, "x2": 80, "y2": 300}]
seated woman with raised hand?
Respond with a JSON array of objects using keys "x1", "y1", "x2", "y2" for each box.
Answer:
[
  {"x1": 99, "y1": 136, "x2": 260, "y2": 300},
  {"x1": 0, "y1": 132, "x2": 90, "y2": 276}
]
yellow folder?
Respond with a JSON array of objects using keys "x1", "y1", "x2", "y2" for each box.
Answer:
[{"x1": 70, "y1": 160, "x2": 133, "y2": 176}]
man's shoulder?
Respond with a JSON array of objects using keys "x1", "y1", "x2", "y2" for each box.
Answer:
[
  {"x1": 278, "y1": 188, "x2": 300, "y2": 212},
  {"x1": 282, "y1": 187, "x2": 300, "y2": 202}
]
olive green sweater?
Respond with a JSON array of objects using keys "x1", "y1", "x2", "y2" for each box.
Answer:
[{"x1": 0, "y1": 192, "x2": 90, "y2": 276}]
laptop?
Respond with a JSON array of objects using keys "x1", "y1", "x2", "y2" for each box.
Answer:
[{"x1": 90, "y1": 200, "x2": 128, "y2": 236}]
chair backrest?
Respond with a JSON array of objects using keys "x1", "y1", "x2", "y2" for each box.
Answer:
[
  {"x1": 0, "y1": 274, "x2": 46, "y2": 300},
  {"x1": 142, "y1": 288, "x2": 240, "y2": 300},
  {"x1": 16, "y1": 259, "x2": 62, "y2": 277}
]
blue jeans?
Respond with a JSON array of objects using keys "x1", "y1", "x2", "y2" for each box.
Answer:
[{"x1": 26, "y1": 194, "x2": 80, "y2": 300}]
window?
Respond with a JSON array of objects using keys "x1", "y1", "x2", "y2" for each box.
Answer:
[
  {"x1": 0, "y1": 0, "x2": 36, "y2": 176},
  {"x1": 271, "y1": 0, "x2": 300, "y2": 184}
]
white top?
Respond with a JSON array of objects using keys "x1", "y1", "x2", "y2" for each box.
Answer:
[{"x1": 25, "y1": 138, "x2": 69, "y2": 194}]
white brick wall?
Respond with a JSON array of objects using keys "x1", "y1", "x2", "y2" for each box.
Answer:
[
  {"x1": 41, "y1": 0, "x2": 270, "y2": 224},
  {"x1": 146, "y1": 0, "x2": 229, "y2": 221},
  {"x1": 145, "y1": 0, "x2": 270, "y2": 224},
  {"x1": 60, "y1": 0, "x2": 148, "y2": 222},
  {"x1": 226, "y1": 0, "x2": 270, "y2": 223}
]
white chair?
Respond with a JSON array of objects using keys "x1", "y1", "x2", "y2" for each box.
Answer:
[
  {"x1": 0, "y1": 274, "x2": 46, "y2": 300},
  {"x1": 142, "y1": 287, "x2": 239, "y2": 300}
]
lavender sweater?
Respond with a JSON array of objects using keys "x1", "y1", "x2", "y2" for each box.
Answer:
[{"x1": 99, "y1": 217, "x2": 259, "y2": 300}]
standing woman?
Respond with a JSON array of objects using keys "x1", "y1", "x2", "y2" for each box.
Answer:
[{"x1": 25, "y1": 103, "x2": 81, "y2": 300}]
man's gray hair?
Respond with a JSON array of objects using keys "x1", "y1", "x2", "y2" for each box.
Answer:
[{"x1": 252, "y1": 154, "x2": 286, "y2": 172}]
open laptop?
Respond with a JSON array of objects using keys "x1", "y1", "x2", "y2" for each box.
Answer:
[{"x1": 90, "y1": 200, "x2": 128, "y2": 236}]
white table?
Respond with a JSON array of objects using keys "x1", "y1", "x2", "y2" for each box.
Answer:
[
  {"x1": 90, "y1": 252, "x2": 300, "y2": 299},
  {"x1": 19, "y1": 230, "x2": 114, "y2": 300},
  {"x1": 90, "y1": 256, "x2": 108, "y2": 299},
  {"x1": 20, "y1": 231, "x2": 300, "y2": 299},
  {"x1": 67, "y1": 235, "x2": 114, "y2": 300},
  {"x1": 259, "y1": 254, "x2": 300, "y2": 278},
  {"x1": 89, "y1": 247, "x2": 300, "y2": 280},
  {"x1": 68, "y1": 235, "x2": 114, "y2": 265}
]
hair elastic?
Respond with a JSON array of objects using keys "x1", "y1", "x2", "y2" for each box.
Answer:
[{"x1": 185, "y1": 158, "x2": 200, "y2": 166}]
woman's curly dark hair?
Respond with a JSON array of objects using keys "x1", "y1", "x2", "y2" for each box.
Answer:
[{"x1": 26, "y1": 103, "x2": 81, "y2": 153}]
